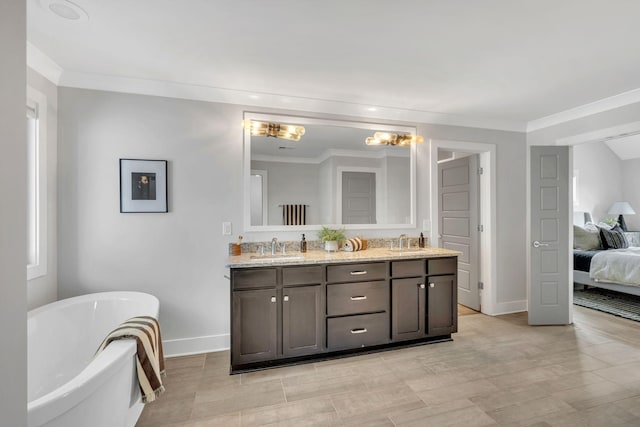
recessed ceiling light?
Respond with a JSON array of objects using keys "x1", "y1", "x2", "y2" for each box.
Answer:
[
  {"x1": 39, "y1": 0, "x2": 89, "y2": 22},
  {"x1": 367, "y1": 107, "x2": 377, "y2": 112},
  {"x1": 249, "y1": 95, "x2": 260, "y2": 99}
]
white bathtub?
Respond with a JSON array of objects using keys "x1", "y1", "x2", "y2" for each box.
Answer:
[{"x1": 28, "y1": 291, "x2": 160, "y2": 427}]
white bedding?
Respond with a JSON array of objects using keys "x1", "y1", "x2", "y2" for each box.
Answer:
[{"x1": 590, "y1": 247, "x2": 640, "y2": 287}]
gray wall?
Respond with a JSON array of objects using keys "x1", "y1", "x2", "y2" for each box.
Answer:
[
  {"x1": 251, "y1": 160, "x2": 321, "y2": 225},
  {"x1": 58, "y1": 89, "x2": 244, "y2": 353},
  {"x1": 573, "y1": 141, "x2": 624, "y2": 223},
  {"x1": 622, "y1": 158, "x2": 640, "y2": 231},
  {"x1": 27, "y1": 67, "x2": 58, "y2": 309},
  {"x1": 0, "y1": 0, "x2": 27, "y2": 424},
  {"x1": 58, "y1": 87, "x2": 527, "y2": 354}
]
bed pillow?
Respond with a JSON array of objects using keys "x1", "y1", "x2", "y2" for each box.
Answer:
[
  {"x1": 599, "y1": 227, "x2": 629, "y2": 249},
  {"x1": 573, "y1": 224, "x2": 602, "y2": 250}
]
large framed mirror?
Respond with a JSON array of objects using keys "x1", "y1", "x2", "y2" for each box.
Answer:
[{"x1": 243, "y1": 112, "x2": 417, "y2": 231}]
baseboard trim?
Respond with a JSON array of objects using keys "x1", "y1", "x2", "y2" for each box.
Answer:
[
  {"x1": 163, "y1": 333, "x2": 230, "y2": 358},
  {"x1": 488, "y1": 299, "x2": 527, "y2": 316}
]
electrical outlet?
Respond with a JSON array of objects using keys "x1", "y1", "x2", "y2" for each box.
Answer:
[
  {"x1": 422, "y1": 219, "x2": 431, "y2": 232},
  {"x1": 222, "y1": 222, "x2": 232, "y2": 235}
]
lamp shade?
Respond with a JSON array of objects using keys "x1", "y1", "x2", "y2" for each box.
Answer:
[{"x1": 608, "y1": 201, "x2": 636, "y2": 215}]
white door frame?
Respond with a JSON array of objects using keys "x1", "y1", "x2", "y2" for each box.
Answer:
[{"x1": 430, "y1": 139, "x2": 497, "y2": 315}]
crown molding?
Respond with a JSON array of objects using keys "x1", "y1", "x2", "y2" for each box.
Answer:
[
  {"x1": 56, "y1": 70, "x2": 527, "y2": 132},
  {"x1": 527, "y1": 87, "x2": 640, "y2": 132},
  {"x1": 26, "y1": 42, "x2": 63, "y2": 85}
]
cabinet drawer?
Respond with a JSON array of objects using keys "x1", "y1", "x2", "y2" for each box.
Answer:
[
  {"x1": 232, "y1": 268, "x2": 277, "y2": 290},
  {"x1": 282, "y1": 266, "x2": 322, "y2": 286},
  {"x1": 326, "y1": 262, "x2": 386, "y2": 283},
  {"x1": 391, "y1": 259, "x2": 425, "y2": 278},
  {"x1": 428, "y1": 257, "x2": 457, "y2": 276},
  {"x1": 327, "y1": 312, "x2": 389, "y2": 350},
  {"x1": 327, "y1": 281, "x2": 388, "y2": 316}
]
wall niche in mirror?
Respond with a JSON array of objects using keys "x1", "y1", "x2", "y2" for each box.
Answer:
[{"x1": 243, "y1": 113, "x2": 417, "y2": 231}]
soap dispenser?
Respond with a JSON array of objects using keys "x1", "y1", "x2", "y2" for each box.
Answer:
[
  {"x1": 300, "y1": 234, "x2": 307, "y2": 253},
  {"x1": 418, "y1": 232, "x2": 425, "y2": 248}
]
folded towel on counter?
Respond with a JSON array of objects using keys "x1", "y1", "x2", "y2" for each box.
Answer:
[
  {"x1": 96, "y1": 316, "x2": 166, "y2": 403},
  {"x1": 343, "y1": 238, "x2": 364, "y2": 252}
]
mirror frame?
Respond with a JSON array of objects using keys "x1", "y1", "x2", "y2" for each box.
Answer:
[{"x1": 243, "y1": 112, "x2": 417, "y2": 232}]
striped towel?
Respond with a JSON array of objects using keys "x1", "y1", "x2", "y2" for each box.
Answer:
[
  {"x1": 96, "y1": 316, "x2": 166, "y2": 403},
  {"x1": 282, "y1": 204, "x2": 307, "y2": 225},
  {"x1": 343, "y1": 237, "x2": 364, "y2": 252}
]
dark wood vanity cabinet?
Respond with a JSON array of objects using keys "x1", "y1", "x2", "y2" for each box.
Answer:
[
  {"x1": 230, "y1": 256, "x2": 457, "y2": 373},
  {"x1": 231, "y1": 266, "x2": 323, "y2": 366}
]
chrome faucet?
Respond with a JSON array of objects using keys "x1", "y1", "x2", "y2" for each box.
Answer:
[
  {"x1": 398, "y1": 234, "x2": 408, "y2": 249},
  {"x1": 271, "y1": 237, "x2": 278, "y2": 255}
]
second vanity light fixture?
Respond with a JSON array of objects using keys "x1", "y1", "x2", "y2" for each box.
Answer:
[
  {"x1": 242, "y1": 120, "x2": 306, "y2": 142},
  {"x1": 365, "y1": 132, "x2": 424, "y2": 147}
]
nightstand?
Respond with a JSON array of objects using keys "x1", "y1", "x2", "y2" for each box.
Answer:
[{"x1": 624, "y1": 231, "x2": 640, "y2": 247}]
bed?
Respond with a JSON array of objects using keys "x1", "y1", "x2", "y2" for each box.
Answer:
[{"x1": 573, "y1": 211, "x2": 640, "y2": 296}]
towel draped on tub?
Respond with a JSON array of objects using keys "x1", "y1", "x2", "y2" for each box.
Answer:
[{"x1": 96, "y1": 316, "x2": 166, "y2": 403}]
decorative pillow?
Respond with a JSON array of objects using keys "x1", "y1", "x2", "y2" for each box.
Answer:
[
  {"x1": 599, "y1": 227, "x2": 629, "y2": 249},
  {"x1": 573, "y1": 224, "x2": 602, "y2": 250}
]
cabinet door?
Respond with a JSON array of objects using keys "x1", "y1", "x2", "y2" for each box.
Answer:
[
  {"x1": 427, "y1": 275, "x2": 458, "y2": 336},
  {"x1": 391, "y1": 277, "x2": 426, "y2": 341},
  {"x1": 232, "y1": 289, "x2": 278, "y2": 365},
  {"x1": 282, "y1": 285, "x2": 323, "y2": 357}
]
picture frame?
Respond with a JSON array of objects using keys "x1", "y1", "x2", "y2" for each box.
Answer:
[{"x1": 119, "y1": 159, "x2": 168, "y2": 213}]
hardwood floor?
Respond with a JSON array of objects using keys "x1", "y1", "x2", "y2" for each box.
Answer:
[{"x1": 137, "y1": 307, "x2": 640, "y2": 426}]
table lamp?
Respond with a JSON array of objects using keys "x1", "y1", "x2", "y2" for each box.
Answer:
[{"x1": 608, "y1": 201, "x2": 636, "y2": 231}]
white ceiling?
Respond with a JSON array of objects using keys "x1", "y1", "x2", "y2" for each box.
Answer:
[
  {"x1": 605, "y1": 134, "x2": 640, "y2": 160},
  {"x1": 27, "y1": 0, "x2": 640, "y2": 132}
]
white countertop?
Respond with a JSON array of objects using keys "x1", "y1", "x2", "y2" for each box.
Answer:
[{"x1": 225, "y1": 247, "x2": 460, "y2": 268}]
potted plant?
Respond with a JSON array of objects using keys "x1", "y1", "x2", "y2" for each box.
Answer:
[{"x1": 318, "y1": 226, "x2": 345, "y2": 252}]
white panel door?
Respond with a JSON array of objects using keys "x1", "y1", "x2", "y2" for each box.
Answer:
[
  {"x1": 438, "y1": 156, "x2": 480, "y2": 311},
  {"x1": 529, "y1": 146, "x2": 570, "y2": 325}
]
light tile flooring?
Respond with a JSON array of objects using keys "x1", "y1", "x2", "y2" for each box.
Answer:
[{"x1": 137, "y1": 306, "x2": 640, "y2": 426}]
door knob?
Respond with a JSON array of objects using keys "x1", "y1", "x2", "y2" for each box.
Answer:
[
  {"x1": 532, "y1": 241, "x2": 549, "y2": 248},
  {"x1": 419, "y1": 284, "x2": 425, "y2": 289},
  {"x1": 270, "y1": 296, "x2": 276, "y2": 303},
  {"x1": 283, "y1": 295, "x2": 289, "y2": 302},
  {"x1": 429, "y1": 283, "x2": 435, "y2": 288}
]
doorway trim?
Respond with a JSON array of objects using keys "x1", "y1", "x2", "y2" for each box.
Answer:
[{"x1": 429, "y1": 139, "x2": 498, "y2": 315}]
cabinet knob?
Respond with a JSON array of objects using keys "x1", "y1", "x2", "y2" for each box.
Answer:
[
  {"x1": 429, "y1": 283, "x2": 435, "y2": 288},
  {"x1": 270, "y1": 296, "x2": 276, "y2": 303},
  {"x1": 283, "y1": 295, "x2": 289, "y2": 302},
  {"x1": 419, "y1": 284, "x2": 425, "y2": 289}
]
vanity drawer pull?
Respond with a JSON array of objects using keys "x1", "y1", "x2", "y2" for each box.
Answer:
[
  {"x1": 350, "y1": 328, "x2": 368, "y2": 334},
  {"x1": 350, "y1": 295, "x2": 367, "y2": 301},
  {"x1": 350, "y1": 270, "x2": 368, "y2": 276}
]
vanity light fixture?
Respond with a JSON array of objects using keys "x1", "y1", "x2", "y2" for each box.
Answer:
[
  {"x1": 365, "y1": 132, "x2": 424, "y2": 147},
  {"x1": 242, "y1": 120, "x2": 305, "y2": 142}
]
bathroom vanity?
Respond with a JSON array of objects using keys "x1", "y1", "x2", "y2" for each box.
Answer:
[{"x1": 226, "y1": 248, "x2": 459, "y2": 373}]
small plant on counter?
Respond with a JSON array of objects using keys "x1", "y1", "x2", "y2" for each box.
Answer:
[{"x1": 317, "y1": 226, "x2": 346, "y2": 242}]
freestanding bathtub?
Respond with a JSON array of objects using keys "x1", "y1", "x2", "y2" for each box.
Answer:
[{"x1": 27, "y1": 291, "x2": 160, "y2": 427}]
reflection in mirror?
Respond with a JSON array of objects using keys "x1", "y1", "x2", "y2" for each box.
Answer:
[{"x1": 244, "y1": 113, "x2": 417, "y2": 230}]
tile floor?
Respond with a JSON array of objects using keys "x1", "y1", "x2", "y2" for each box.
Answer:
[{"x1": 137, "y1": 306, "x2": 640, "y2": 426}]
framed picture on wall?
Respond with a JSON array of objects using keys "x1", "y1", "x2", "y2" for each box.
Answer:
[{"x1": 119, "y1": 159, "x2": 168, "y2": 213}]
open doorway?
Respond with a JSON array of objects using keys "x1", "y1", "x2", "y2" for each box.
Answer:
[{"x1": 430, "y1": 140, "x2": 497, "y2": 315}]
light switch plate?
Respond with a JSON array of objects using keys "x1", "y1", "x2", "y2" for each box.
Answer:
[
  {"x1": 422, "y1": 219, "x2": 431, "y2": 232},
  {"x1": 222, "y1": 222, "x2": 232, "y2": 235}
]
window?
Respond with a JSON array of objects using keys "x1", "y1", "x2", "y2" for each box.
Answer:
[{"x1": 27, "y1": 87, "x2": 47, "y2": 280}]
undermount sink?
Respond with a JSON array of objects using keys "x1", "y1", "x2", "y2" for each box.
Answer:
[{"x1": 249, "y1": 254, "x2": 305, "y2": 261}]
